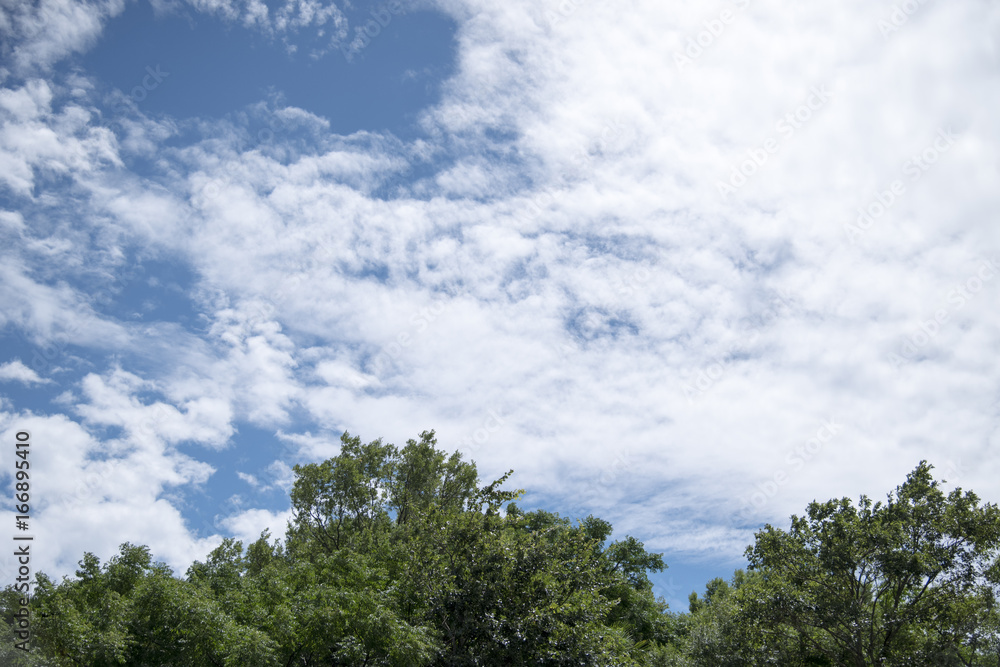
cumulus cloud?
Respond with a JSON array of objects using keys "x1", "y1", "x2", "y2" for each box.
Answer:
[
  {"x1": 0, "y1": 79, "x2": 121, "y2": 195},
  {"x1": 219, "y1": 507, "x2": 294, "y2": 546},
  {"x1": 0, "y1": 359, "x2": 52, "y2": 385},
  {"x1": 0, "y1": 0, "x2": 127, "y2": 74},
  {"x1": 0, "y1": 411, "x2": 220, "y2": 579}
]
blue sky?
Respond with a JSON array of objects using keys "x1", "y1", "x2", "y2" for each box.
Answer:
[{"x1": 1, "y1": 0, "x2": 999, "y2": 612}]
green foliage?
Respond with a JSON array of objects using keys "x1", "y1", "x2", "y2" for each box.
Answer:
[
  {"x1": 402, "y1": 504, "x2": 647, "y2": 665},
  {"x1": 9, "y1": 543, "x2": 276, "y2": 666},
  {"x1": 9, "y1": 437, "x2": 997, "y2": 667},
  {"x1": 6, "y1": 429, "x2": 669, "y2": 666},
  {"x1": 743, "y1": 460, "x2": 1000, "y2": 666},
  {"x1": 646, "y1": 462, "x2": 1000, "y2": 667}
]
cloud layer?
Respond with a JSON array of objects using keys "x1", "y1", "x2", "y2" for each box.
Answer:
[{"x1": 1, "y1": 0, "x2": 998, "y2": 609}]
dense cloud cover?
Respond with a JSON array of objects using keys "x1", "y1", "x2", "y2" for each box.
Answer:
[{"x1": 0, "y1": 0, "x2": 998, "y2": 609}]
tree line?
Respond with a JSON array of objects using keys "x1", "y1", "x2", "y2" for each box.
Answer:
[{"x1": 3, "y1": 430, "x2": 999, "y2": 665}]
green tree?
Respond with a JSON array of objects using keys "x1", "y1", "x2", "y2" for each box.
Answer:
[
  {"x1": 287, "y1": 431, "x2": 398, "y2": 552},
  {"x1": 19, "y1": 543, "x2": 275, "y2": 666},
  {"x1": 388, "y1": 430, "x2": 479, "y2": 526},
  {"x1": 188, "y1": 531, "x2": 439, "y2": 666},
  {"x1": 400, "y1": 501, "x2": 647, "y2": 665},
  {"x1": 641, "y1": 570, "x2": 782, "y2": 667},
  {"x1": 745, "y1": 461, "x2": 1000, "y2": 666},
  {"x1": 286, "y1": 431, "x2": 671, "y2": 665},
  {"x1": 5, "y1": 429, "x2": 675, "y2": 666}
]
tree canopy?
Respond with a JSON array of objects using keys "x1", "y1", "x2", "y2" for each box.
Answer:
[
  {"x1": 742, "y1": 460, "x2": 1000, "y2": 666},
  {"x1": 667, "y1": 461, "x2": 1000, "y2": 666},
  {"x1": 4, "y1": 436, "x2": 999, "y2": 667},
  {"x1": 2, "y1": 430, "x2": 672, "y2": 666}
]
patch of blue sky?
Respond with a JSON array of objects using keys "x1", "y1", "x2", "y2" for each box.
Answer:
[
  {"x1": 579, "y1": 230, "x2": 661, "y2": 262},
  {"x1": 0, "y1": 334, "x2": 69, "y2": 412},
  {"x1": 94, "y1": 257, "x2": 203, "y2": 328},
  {"x1": 565, "y1": 306, "x2": 640, "y2": 343},
  {"x1": 179, "y1": 421, "x2": 295, "y2": 537},
  {"x1": 650, "y1": 558, "x2": 747, "y2": 614},
  {"x1": 77, "y1": 0, "x2": 458, "y2": 141},
  {"x1": 500, "y1": 258, "x2": 547, "y2": 302},
  {"x1": 2, "y1": 173, "x2": 78, "y2": 209},
  {"x1": 0, "y1": 324, "x2": 95, "y2": 388},
  {"x1": 343, "y1": 259, "x2": 391, "y2": 283}
]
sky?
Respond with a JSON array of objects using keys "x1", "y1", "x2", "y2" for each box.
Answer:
[{"x1": 0, "y1": 0, "x2": 998, "y2": 612}]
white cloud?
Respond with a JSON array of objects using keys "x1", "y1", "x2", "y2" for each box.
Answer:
[
  {"x1": 0, "y1": 210, "x2": 25, "y2": 232},
  {"x1": 0, "y1": 359, "x2": 52, "y2": 385},
  {"x1": 219, "y1": 507, "x2": 293, "y2": 546},
  {"x1": 0, "y1": 411, "x2": 221, "y2": 581},
  {"x1": 235, "y1": 460, "x2": 296, "y2": 494},
  {"x1": 267, "y1": 460, "x2": 296, "y2": 493},
  {"x1": 237, "y1": 471, "x2": 259, "y2": 487},
  {"x1": 0, "y1": 257, "x2": 131, "y2": 354},
  {"x1": 73, "y1": 366, "x2": 235, "y2": 448},
  {"x1": 0, "y1": 79, "x2": 121, "y2": 195},
  {"x1": 276, "y1": 429, "x2": 342, "y2": 461},
  {"x1": 0, "y1": 0, "x2": 127, "y2": 74}
]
